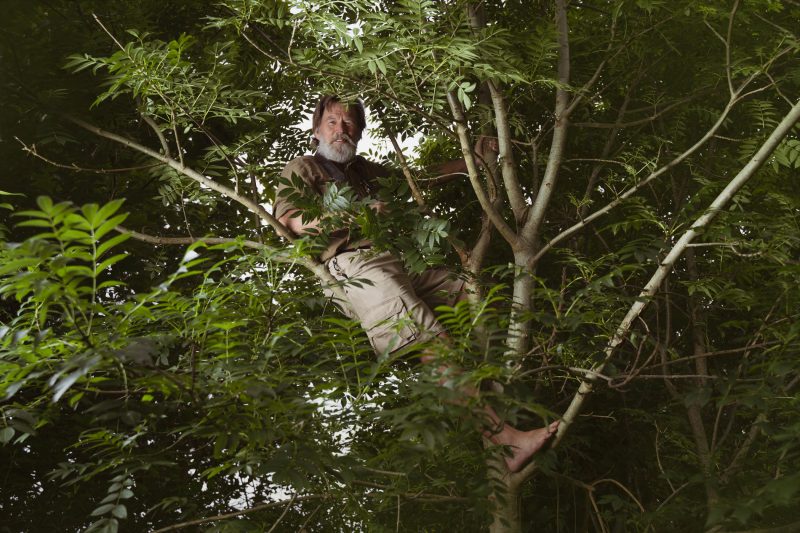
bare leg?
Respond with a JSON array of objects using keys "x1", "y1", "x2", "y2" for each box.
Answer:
[{"x1": 422, "y1": 346, "x2": 559, "y2": 473}]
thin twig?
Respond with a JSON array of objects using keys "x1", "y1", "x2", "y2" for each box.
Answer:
[
  {"x1": 16, "y1": 137, "x2": 161, "y2": 174},
  {"x1": 265, "y1": 492, "x2": 297, "y2": 533},
  {"x1": 141, "y1": 114, "x2": 172, "y2": 157},
  {"x1": 115, "y1": 225, "x2": 276, "y2": 254},
  {"x1": 591, "y1": 478, "x2": 646, "y2": 513},
  {"x1": 151, "y1": 494, "x2": 330, "y2": 532}
]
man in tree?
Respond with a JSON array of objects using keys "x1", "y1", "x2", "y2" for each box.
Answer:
[{"x1": 275, "y1": 95, "x2": 559, "y2": 472}]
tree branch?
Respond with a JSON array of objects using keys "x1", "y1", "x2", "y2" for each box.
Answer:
[
  {"x1": 265, "y1": 492, "x2": 297, "y2": 533},
  {"x1": 387, "y1": 133, "x2": 426, "y2": 208},
  {"x1": 521, "y1": 0, "x2": 570, "y2": 249},
  {"x1": 550, "y1": 97, "x2": 800, "y2": 455},
  {"x1": 140, "y1": 113, "x2": 172, "y2": 158},
  {"x1": 115, "y1": 225, "x2": 290, "y2": 257},
  {"x1": 66, "y1": 115, "x2": 291, "y2": 240},
  {"x1": 151, "y1": 494, "x2": 331, "y2": 533},
  {"x1": 64, "y1": 115, "x2": 349, "y2": 305},
  {"x1": 571, "y1": 91, "x2": 706, "y2": 129},
  {"x1": 487, "y1": 80, "x2": 526, "y2": 224},
  {"x1": 446, "y1": 92, "x2": 519, "y2": 247},
  {"x1": 16, "y1": 137, "x2": 161, "y2": 174},
  {"x1": 529, "y1": 96, "x2": 738, "y2": 267}
]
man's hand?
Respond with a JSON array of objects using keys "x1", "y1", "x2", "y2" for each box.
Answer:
[
  {"x1": 420, "y1": 135, "x2": 502, "y2": 187},
  {"x1": 369, "y1": 200, "x2": 388, "y2": 214},
  {"x1": 474, "y1": 135, "x2": 499, "y2": 167}
]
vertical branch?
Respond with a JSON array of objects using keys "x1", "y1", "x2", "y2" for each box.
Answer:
[
  {"x1": 386, "y1": 131, "x2": 472, "y2": 265},
  {"x1": 447, "y1": 92, "x2": 519, "y2": 247},
  {"x1": 577, "y1": 68, "x2": 641, "y2": 221},
  {"x1": 521, "y1": 0, "x2": 570, "y2": 249},
  {"x1": 387, "y1": 134, "x2": 426, "y2": 208},
  {"x1": 488, "y1": 80, "x2": 526, "y2": 224},
  {"x1": 466, "y1": 149, "x2": 500, "y2": 278},
  {"x1": 463, "y1": 5, "x2": 501, "y2": 279},
  {"x1": 725, "y1": 0, "x2": 741, "y2": 97},
  {"x1": 503, "y1": 0, "x2": 570, "y2": 359}
]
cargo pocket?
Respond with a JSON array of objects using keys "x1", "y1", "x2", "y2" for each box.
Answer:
[{"x1": 363, "y1": 298, "x2": 419, "y2": 354}]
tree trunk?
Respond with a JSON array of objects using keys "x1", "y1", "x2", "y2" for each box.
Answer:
[{"x1": 488, "y1": 470, "x2": 522, "y2": 533}]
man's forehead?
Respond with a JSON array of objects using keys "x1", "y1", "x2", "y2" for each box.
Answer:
[{"x1": 322, "y1": 102, "x2": 359, "y2": 118}]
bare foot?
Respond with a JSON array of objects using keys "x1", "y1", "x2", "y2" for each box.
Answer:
[{"x1": 489, "y1": 420, "x2": 560, "y2": 473}]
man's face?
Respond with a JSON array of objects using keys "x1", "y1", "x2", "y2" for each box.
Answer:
[{"x1": 315, "y1": 102, "x2": 362, "y2": 163}]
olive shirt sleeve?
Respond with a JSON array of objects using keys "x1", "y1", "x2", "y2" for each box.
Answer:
[
  {"x1": 273, "y1": 155, "x2": 388, "y2": 260},
  {"x1": 273, "y1": 156, "x2": 322, "y2": 221}
]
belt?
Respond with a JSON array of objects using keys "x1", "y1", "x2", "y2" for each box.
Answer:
[{"x1": 327, "y1": 245, "x2": 373, "y2": 278}]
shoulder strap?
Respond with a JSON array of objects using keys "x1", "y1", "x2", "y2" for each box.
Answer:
[{"x1": 313, "y1": 153, "x2": 347, "y2": 183}]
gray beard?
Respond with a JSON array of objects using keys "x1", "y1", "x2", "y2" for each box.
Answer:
[{"x1": 316, "y1": 138, "x2": 357, "y2": 164}]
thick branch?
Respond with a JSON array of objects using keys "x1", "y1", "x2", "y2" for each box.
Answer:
[{"x1": 66, "y1": 116, "x2": 290, "y2": 240}]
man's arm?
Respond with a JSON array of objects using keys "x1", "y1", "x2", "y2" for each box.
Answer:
[
  {"x1": 424, "y1": 136, "x2": 499, "y2": 186},
  {"x1": 278, "y1": 209, "x2": 321, "y2": 235}
]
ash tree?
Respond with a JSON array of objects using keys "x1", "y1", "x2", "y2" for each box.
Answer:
[{"x1": 2, "y1": 1, "x2": 800, "y2": 532}]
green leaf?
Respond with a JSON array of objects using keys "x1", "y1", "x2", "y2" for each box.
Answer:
[
  {"x1": 91, "y1": 503, "x2": 115, "y2": 517},
  {"x1": 16, "y1": 220, "x2": 53, "y2": 229},
  {"x1": 96, "y1": 253, "x2": 128, "y2": 274},
  {"x1": 93, "y1": 214, "x2": 129, "y2": 241},
  {"x1": 94, "y1": 199, "x2": 126, "y2": 226},
  {"x1": 0, "y1": 427, "x2": 15, "y2": 444},
  {"x1": 96, "y1": 233, "x2": 131, "y2": 258}
]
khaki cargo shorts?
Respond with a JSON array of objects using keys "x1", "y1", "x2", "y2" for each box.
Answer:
[{"x1": 325, "y1": 250, "x2": 465, "y2": 354}]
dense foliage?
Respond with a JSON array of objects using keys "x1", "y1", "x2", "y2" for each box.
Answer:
[{"x1": 2, "y1": 1, "x2": 799, "y2": 531}]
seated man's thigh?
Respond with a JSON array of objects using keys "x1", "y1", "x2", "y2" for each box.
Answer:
[
  {"x1": 332, "y1": 250, "x2": 443, "y2": 353},
  {"x1": 411, "y1": 267, "x2": 466, "y2": 310}
]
